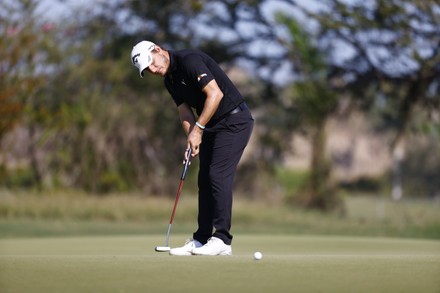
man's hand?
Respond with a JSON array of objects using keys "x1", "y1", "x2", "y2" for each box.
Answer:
[{"x1": 187, "y1": 126, "x2": 203, "y2": 157}]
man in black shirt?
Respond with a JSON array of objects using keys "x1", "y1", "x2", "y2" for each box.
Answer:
[{"x1": 131, "y1": 41, "x2": 253, "y2": 256}]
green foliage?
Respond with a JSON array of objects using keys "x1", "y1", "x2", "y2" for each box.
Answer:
[
  {"x1": 0, "y1": 193, "x2": 439, "y2": 239},
  {"x1": 0, "y1": 0, "x2": 438, "y2": 206},
  {"x1": 277, "y1": 13, "x2": 325, "y2": 76},
  {"x1": 0, "y1": 0, "x2": 190, "y2": 194},
  {"x1": 401, "y1": 136, "x2": 440, "y2": 197},
  {"x1": 276, "y1": 168, "x2": 309, "y2": 198},
  {"x1": 0, "y1": 0, "x2": 51, "y2": 140},
  {"x1": 0, "y1": 168, "x2": 35, "y2": 189},
  {"x1": 292, "y1": 82, "x2": 338, "y2": 125},
  {"x1": 338, "y1": 177, "x2": 387, "y2": 194},
  {"x1": 315, "y1": 0, "x2": 440, "y2": 134}
]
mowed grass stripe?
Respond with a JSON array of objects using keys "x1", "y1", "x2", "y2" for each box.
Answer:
[
  {"x1": 2, "y1": 235, "x2": 439, "y2": 253},
  {"x1": 1, "y1": 254, "x2": 439, "y2": 293},
  {"x1": 1, "y1": 235, "x2": 439, "y2": 293}
]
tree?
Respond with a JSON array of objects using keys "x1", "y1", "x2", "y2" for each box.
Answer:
[
  {"x1": 305, "y1": 0, "x2": 440, "y2": 199},
  {"x1": 259, "y1": 0, "x2": 439, "y2": 203},
  {"x1": 275, "y1": 15, "x2": 340, "y2": 210},
  {"x1": 0, "y1": 0, "x2": 63, "y2": 189},
  {"x1": 4, "y1": 0, "x2": 437, "y2": 201}
]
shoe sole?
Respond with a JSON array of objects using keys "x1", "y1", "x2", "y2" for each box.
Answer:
[
  {"x1": 169, "y1": 249, "x2": 193, "y2": 256},
  {"x1": 169, "y1": 252, "x2": 192, "y2": 256},
  {"x1": 169, "y1": 240, "x2": 203, "y2": 256},
  {"x1": 191, "y1": 249, "x2": 232, "y2": 256}
]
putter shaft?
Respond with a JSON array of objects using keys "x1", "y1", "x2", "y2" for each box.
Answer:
[{"x1": 157, "y1": 149, "x2": 192, "y2": 251}]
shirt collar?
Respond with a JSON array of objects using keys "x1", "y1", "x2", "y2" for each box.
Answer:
[{"x1": 167, "y1": 50, "x2": 178, "y2": 75}]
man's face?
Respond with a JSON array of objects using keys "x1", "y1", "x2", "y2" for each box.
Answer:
[{"x1": 145, "y1": 50, "x2": 169, "y2": 77}]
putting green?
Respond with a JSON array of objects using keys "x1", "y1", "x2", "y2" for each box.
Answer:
[{"x1": 1, "y1": 235, "x2": 439, "y2": 292}]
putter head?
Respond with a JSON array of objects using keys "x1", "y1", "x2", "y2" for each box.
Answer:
[{"x1": 155, "y1": 246, "x2": 171, "y2": 252}]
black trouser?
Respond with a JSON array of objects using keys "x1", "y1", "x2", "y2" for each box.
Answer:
[{"x1": 193, "y1": 105, "x2": 253, "y2": 246}]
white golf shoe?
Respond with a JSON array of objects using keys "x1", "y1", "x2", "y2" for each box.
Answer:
[
  {"x1": 169, "y1": 239, "x2": 202, "y2": 256},
  {"x1": 191, "y1": 237, "x2": 232, "y2": 256}
]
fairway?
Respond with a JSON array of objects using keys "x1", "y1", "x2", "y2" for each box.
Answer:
[{"x1": 1, "y1": 235, "x2": 439, "y2": 293}]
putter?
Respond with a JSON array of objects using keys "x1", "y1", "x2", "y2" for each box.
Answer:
[{"x1": 155, "y1": 148, "x2": 192, "y2": 252}]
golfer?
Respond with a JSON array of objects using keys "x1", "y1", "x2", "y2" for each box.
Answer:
[{"x1": 131, "y1": 41, "x2": 253, "y2": 255}]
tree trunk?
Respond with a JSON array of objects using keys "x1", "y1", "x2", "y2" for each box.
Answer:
[
  {"x1": 299, "y1": 117, "x2": 338, "y2": 210},
  {"x1": 391, "y1": 136, "x2": 405, "y2": 201},
  {"x1": 29, "y1": 125, "x2": 42, "y2": 190},
  {"x1": 388, "y1": 80, "x2": 420, "y2": 201}
]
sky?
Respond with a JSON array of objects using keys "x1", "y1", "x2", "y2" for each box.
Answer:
[
  {"x1": 36, "y1": 0, "x2": 103, "y2": 21},
  {"x1": 34, "y1": 0, "x2": 320, "y2": 85},
  {"x1": 33, "y1": 0, "x2": 433, "y2": 84}
]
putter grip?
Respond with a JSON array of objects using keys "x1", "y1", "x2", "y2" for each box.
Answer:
[{"x1": 181, "y1": 148, "x2": 192, "y2": 180}]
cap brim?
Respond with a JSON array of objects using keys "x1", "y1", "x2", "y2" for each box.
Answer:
[
  {"x1": 140, "y1": 67, "x2": 147, "y2": 77},
  {"x1": 134, "y1": 52, "x2": 153, "y2": 78},
  {"x1": 137, "y1": 60, "x2": 151, "y2": 78}
]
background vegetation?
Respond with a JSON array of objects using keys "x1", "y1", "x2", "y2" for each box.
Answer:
[
  {"x1": 1, "y1": 0, "x2": 439, "y2": 218},
  {"x1": 1, "y1": 191, "x2": 439, "y2": 239}
]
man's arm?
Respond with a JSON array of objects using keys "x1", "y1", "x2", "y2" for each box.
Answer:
[
  {"x1": 196, "y1": 79, "x2": 224, "y2": 127},
  {"x1": 177, "y1": 102, "x2": 196, "y2": 136},
  {"x1": 186, "y1": 79, "x2": 224, "y2": 157}
]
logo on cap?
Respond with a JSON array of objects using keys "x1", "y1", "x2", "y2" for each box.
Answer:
[{"x1": 132, "y1": 53, "x2": 140, "y2": 65}]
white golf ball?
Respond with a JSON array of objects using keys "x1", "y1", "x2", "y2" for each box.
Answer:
[{"x1": 253, "y1": 251, "x2": 263, "y2": 260}]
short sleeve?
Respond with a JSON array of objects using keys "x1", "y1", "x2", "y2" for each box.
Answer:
[{"x1": 181, "y1": 54, "x2": 214, "y2": 90}]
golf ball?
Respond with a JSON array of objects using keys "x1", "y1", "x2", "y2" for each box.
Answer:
[{"x1": 253, "y1": 251, "x2": 263, "y2": 260}]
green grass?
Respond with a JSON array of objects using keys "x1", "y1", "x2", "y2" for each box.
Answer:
[
  {"x1": 1, "y1": 192, "x2": 439, "y2": 239},
  {"x1": 1, "y1": 192, "x2": 439, "y2": 292},
  {"x1": 1, "y1": 235, "x2": 439, "y2": 292}
]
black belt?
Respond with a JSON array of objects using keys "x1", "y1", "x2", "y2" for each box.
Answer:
[
  {"x1": 210, "y1": 102, "x2": 248, "y2": 126},
  {"x1": 228, "y1": 102, "x2": 248, "y2": 115}
]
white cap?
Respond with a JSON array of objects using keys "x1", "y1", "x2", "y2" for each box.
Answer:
[{"x1": 131, "y1": 41, "x2": 156, "y2": 77}]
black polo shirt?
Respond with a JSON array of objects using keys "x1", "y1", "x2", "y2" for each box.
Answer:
[{"x1": 164, "y1": 49, "x2": 244, "y2": 126}]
